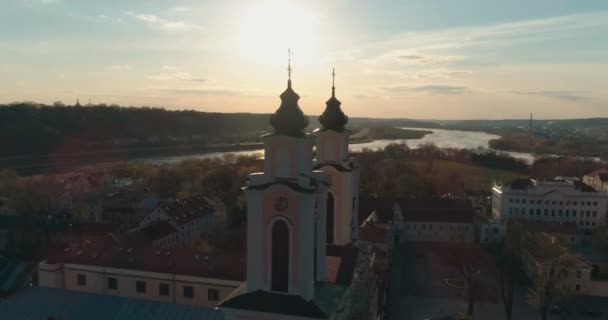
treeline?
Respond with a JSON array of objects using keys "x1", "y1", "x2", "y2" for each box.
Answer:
[
  {"x1": 489, "y1": 133, "x2": 608, "y2": 158},
  {"x1": 0, "y1": 102, "x2": 273, "y2": 157}
]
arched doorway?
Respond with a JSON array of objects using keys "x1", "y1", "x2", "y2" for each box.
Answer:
[
  {"x1": 271, "y1": 220, "x2": 289, "y2": 292},
  {"x1": 327, "y1": 192, "x2": 335, "y2": 244}
]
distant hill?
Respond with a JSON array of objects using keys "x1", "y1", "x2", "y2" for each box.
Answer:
[
  {"x1": 0, "y1": 103, "x2": 439, "y2": 158},
  {"x1": 1, "y1": 102, "x2": 606, "y2": 158}
]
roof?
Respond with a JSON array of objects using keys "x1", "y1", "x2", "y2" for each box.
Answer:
[
  {"x1": 44, "y1": 234, "x2": 246, "y2": 282},
  {"x1": 359, "y1": 221, "x2": 388, "y2": 244},
  {"x1": 0, "y1": 287, "x2": 222, "y2": 320},
  {"x1": 219, "y1": 290, "x2": 328, "y2": 319},
  {"x1": 326, "y1": 244, "x2": 358, "y2": 285},
  {"x1": 159, "y1": 196, "x2": 214, "y2": 225},
  {"x1": 586, "y1": 169, "x2": 608, "y2": 182},
  {"x1": 509, "y1": 178, "x2": 534, "y2": 190},
  {"x1": 140, "y1": 221, "x2": 177, "y2": 241},
  {"x1": 358, "y1": 197, "x2": 394, "y2": 225},
  {"x1": 397, "y1": 198, "x2": 474, "y2": 223}
]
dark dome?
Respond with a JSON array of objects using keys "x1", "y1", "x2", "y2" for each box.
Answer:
[
  {"x1": 270, "y1": 80, "x2": 309, "y2": 137},
  {"x1": 319, "y1": 89, "x2": 348, "y2": 132}
]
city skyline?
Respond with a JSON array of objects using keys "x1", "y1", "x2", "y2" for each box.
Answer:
[{"x1": 2, "y1": 0, "x2": 608, "y2": 119}]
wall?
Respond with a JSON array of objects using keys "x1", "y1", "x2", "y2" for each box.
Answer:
[
  {"x1": 38, "y1": 261, "x2": 242, "y2": 308},
  {"x1": 401, "y1": 222, "x2": 474, "y2": 243}
]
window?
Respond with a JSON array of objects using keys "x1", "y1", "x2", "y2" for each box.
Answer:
[
  {"x1": 136, "y1": 281, "x2": 146, "y2": 293},
  {"x1": 559, "y1": 201, "x2": 563, "y2": 206},
  {"x1": 107, "y1": 277, "x2": 117, "y2": 290},
  {"x1": 509, "y1": 198, "x2": 513, "y2": 203},
  {"x1": 573, "y1": 210, "x2": 577, "y2": 217},
  {"x1": 77, "y1": 274, "x2": 87, "y2": 286},
  {"x1": 183, "y1": 286, "x2": 194, "y2": 299},
  {"x1": 593, "y1": 201, "x2": 598, "y2": 206},
  {"x1": 545, "y1": 200, "x2": 549, "y2": 205},
  {"x1": 522, "y1": 199, "x2": 527, "y2": 204},
  {"x1": 208, "y1": 288, "x2": 219, "y2": 301},
  {"x1": 159, "y1": 283, "x2": 170, "y2": 296},
  {"x1": 576, "y1": 284, "x2": 581, "y2": 291},
  {"x1": 573, "y1": 201, "x2": 578, "y2": 206},
  {"x1": 544, "y1": 209, "x2": 548, "y2": 216},
  {"x1": 577, "y1": 271, "x2": 582, "y2": 279},
  {"x1": 593, "y1": 211, "x2": 597, "y2": 217}
]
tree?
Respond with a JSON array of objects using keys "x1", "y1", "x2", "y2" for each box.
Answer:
[{"x1": 526, "y1": 233, "x2": 579, "y2": 320}]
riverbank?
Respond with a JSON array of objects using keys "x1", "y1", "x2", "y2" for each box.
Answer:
[
  {"x1": 1, "y1": 127, "x2": 434, "y2": 175},
  {"x1": 489, "y1": 134, "x2": 608, "y2": 159}
]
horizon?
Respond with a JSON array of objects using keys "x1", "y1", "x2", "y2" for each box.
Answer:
[
  {"x1": 2, "y1": 0, "x2": 608, "y2": 119},
  {"x1": 4, "y1": 101, "x2": 608, "y2": 122}
]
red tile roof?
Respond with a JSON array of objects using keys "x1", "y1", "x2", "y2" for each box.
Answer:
[
  {"x1": 359, "y1": 221, "x2": 387, "y2": 244},
  {"x1": 160, "y1": 196, "x2": 214, "y2": 225},
  {"x1": 398, "y1": 198, "x2": 474, "y2": 223},
  {"x1": 44, "y1": 234, "x2": 245, "y2": 282}
]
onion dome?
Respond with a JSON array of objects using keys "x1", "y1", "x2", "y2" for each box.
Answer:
[
  {"x1": 270, "y1": 51, "x2": 309, "y2": 137},
  {"x1": 319, "y1": 69, "x2": 348, "y2": 132}
]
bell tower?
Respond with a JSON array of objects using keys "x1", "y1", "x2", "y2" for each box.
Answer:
[
  {"x1": 243, "y1": 51, "x2": 329, "y2": 301},
  {"x1": 314, "y1": 69, "x2": 360, "y2": 245}
]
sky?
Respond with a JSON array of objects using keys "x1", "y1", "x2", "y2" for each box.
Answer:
[{"x1": 1, "y1": 0, "x2": 607, "y2": 119}]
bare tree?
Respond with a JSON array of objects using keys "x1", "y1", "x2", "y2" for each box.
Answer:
[{"x1": 526, "y1": 233, "x2": 578, "y2": 320}]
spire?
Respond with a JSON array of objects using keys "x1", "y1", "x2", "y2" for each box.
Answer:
[
  {"x1": 287, "y1": 48, "x2": 292, "y2": 88},
  {"x1": 331, "y1": 68, "x2": 336, "y2": 98},
  {"x1": 270, "y1": 49, "x2": 309, "y2": 137},
  {"x1": 319, "y1": 68, "x2": 348, "y2": 132}
]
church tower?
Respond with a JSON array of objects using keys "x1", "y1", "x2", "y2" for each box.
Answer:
[
  {"x1": 314, "y1": 69, "x2": 360, "y2": 245},
  {"x1": 241, "y1": 54, "x2": 329, "y2": 301}
]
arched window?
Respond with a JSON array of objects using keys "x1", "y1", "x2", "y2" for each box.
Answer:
[
  {"x1": 271, "y1": 220, "x2": 289, "y2": 292},
  {"x1": 326, "y1": 192, "x2": 335, "y2": 244}
]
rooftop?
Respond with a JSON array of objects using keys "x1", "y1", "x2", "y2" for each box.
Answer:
[
  {"x1": 398, "y1": 198, "x2": 474, "y2": 223},
  {"x1": 159, "y1": 196, "x2": 214, "y2": 225},
  {"x1": 0, "y1": 287, "x2": 222, "y2": 320},
  {"x1": 44, "y1": 234, "x2": 246, "y2": 282}
]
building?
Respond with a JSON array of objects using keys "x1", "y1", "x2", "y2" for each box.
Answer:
[
  {"x1": 397, "y1": 198, "x2": 475, "y2": 243},
  {"x1": 139, "y1": 196, "x2": 215, "y2": 246},
  {"x1": 38, "y1": 234, "x2": 245, "y2": 309},
  {"x1": 492, "y1": 177, "x2": 608, "y2": 230},
  {"x1": 583, "y1": 169, "x2": 608, "y2": 192},
  {"x1": 219, "y1": 66, "x2": 379, "y2": 320},
  {"x1": 313, "y1": 69, "x2": 360, "y2": 246},
  {"x1": 522, "y1": 232, "x2": 608, "y2": 297}
]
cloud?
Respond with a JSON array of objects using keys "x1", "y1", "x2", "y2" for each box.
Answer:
[
  {"x1": 158, "y1": 88, "x2": 243, "y2": 96},
  {"x1": 511, "y1": 90, "x2": 590, "y2": 102},
  {"x1": 395, "y1": 52, "x2": 462, "y2": 65},
  {"x1": 162, "y1": 65, "x2": 177, "y2": 71},
  {"x1": 147, "y1": 71, "x2": 207, "y2": 83},
  {"x1": 130, "y1": 13, "x2": 200, "y2": 31},
  {"x1": 383, "y1": 85, "x2": 469, "y2": 95}
]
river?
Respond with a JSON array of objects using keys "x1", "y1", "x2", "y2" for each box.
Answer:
[{"x1": 142, "y1": 127, "x2": 545, "y2": 164}]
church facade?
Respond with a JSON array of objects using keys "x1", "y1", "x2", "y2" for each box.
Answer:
[{"x1": 219, "y1": 66, "x2": 373, "y2": 320}]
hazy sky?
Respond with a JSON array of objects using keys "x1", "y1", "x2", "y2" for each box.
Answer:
[{"x1": 1, "y1": 0, "x2": 607, "y2": 119}]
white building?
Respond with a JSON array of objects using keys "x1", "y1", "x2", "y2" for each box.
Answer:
[
  {"x1": 583, "y1": 169, "x2": 608, "y2": 192},
  {"x1": 492, "y1": 178, "x2": 608, "y2": 230}
]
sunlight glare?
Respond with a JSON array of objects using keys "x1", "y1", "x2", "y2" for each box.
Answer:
[{"x1": 235, "y1": 1, "x2": 321, "y2": 65}]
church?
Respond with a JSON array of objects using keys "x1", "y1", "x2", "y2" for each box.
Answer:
[{"x1": 218, "y1": 62, "x2": 379, "y2": 319}]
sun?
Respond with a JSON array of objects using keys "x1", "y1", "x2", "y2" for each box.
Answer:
[{"x1": 234, "y1": 1, "x2": 320, "y2": 65}]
